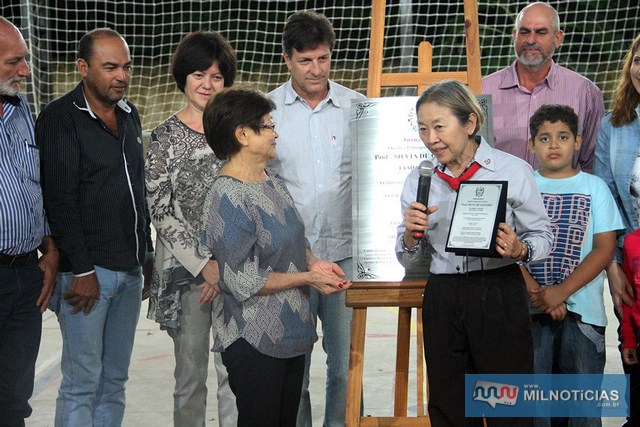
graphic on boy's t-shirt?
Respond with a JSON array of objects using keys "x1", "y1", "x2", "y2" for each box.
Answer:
[{"x1": 529, "y1": 193, "x2": 589, "y2": 286}]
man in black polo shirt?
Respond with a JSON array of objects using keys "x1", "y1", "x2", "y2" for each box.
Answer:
[{"x1": 37, "y1": 28, "x2": 153, "y2": 426}]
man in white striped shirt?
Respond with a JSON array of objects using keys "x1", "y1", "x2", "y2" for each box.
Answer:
[{"x1": 0, "y1": 16, "x2": 59, "y2": 427}]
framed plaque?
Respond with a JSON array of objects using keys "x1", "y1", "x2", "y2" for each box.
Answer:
[{"x1": 445, "y1": 181, "x2": 507, "y2": 258}]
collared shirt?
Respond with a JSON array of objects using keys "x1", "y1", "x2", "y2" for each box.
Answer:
[
  {"x1": 396, "y1": 138, "x2": 552, "y2": 275},
  {"x1": 0, "y1": 94, "x2": 48, "y2": 255},
  {"x1": 268, "y1": 79, "x2": 366, "y2": 262},
  {"x1": 482, "y1": 60, "x2": 604, "y2": 172},
  {"x1": 37, "y1": 82, "x2": 152, "y2": 274}
]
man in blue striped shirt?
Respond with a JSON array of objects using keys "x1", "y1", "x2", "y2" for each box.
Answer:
[{"x1": 0, "y1": 17, "x2": 59, "y2": 426}]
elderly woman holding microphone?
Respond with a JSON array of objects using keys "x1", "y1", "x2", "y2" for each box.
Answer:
[
  {"x1": 200, "y1": 86, "x2": 351, "y2": 427},
  {"x1": 396, "y1": 80, "x2": 552, "y2": 426}
]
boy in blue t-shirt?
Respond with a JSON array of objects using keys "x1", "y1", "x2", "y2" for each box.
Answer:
[{"x1": 522, "y1": 104, "x2": 624, "y2": 426}]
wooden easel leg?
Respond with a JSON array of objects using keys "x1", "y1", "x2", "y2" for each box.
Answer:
[
  {"x1": 394, "y1": 307, "x2": 411, "y2": 416},
  {"x1": 417, "y1": 307, "x2": 427, "y2": 416},
  {"x1": 346, "y1": 307, "x2": 367, "y2": 427}
]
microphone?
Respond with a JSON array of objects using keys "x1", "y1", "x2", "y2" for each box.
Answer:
[{"x1": 411, "y1": 159, "x2": 435, "y2": 240}]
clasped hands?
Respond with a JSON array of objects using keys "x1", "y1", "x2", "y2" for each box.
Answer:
[
  {"x1": 308, "y1": 259, "x2": 352, "y2": 295},
  {"x1": 198, "y1": 259, "x2": 221, "y2": 304},
  {"x1": 529, "y1": 284, "x2": 568, "y2": 321}
]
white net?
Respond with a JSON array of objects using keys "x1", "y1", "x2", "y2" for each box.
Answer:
[{"x1": 3, "y1": 1, "x2": 638, "y2": 133}]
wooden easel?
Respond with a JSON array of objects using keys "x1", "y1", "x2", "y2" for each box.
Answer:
[
  {"x1": 345, "y1": 1, "x2": 482, "y2": 426},
  {"x1": 367, "y1": 0, "x2": 482, "y2": 96},
  {"x1": 345, "y1": 280, "x2": 428, "y2": 426}
]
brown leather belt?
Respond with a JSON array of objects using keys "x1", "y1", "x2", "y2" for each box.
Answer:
[{"x1": 0, "y1": 250, "x2": 38, "y2": 267}]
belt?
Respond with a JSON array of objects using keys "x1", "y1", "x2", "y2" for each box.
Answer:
[{"x1": 0, "y1": 250, "x2": 38, "y2": 267}]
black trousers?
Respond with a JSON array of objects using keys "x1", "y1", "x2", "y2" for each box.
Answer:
[
  {"x1": 221, "y1": 338, "x2": 305, "y2": 427},
  {"x1": 0, "y1": 263, "x2": 43, "y2": 427},
  {"x1": 422, "y1": 264, "x2": 534, "y2": 427}
]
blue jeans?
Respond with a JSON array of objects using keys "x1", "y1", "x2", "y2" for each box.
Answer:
[
  {"x1": 53, "y1": 265, "x2": 142, "y2": 427},
  {"x1": 297, "y1": 257, "x2": 353, "y2": 427},
  {"x1": 0, "y1": 262, "x2": 43, "y2": 426},
  {"x1": 531, "y1": 313, "x2": 605, "y2": 427}
]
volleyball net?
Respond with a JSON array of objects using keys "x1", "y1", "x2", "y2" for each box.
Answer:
[{"x1": 2, "y1": 1, "x2": 635, "y2": 133}]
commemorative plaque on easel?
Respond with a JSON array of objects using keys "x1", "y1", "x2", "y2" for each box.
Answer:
[
  {"x1": 351, "y1": 95, "x2": 495, "y2": 280},
  {"x1": 351, "y1": 97, "x2": 432, "y2": 281},
  {"x1": 445, "y1": 181, "x2": 507, "y2": 258}
]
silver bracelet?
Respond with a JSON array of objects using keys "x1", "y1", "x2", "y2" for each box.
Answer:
[
  {"x1": 401, "y1": 237, "x2": 420, "y2": 253},
  {"x1": 523, "y1": 240, "x2": 533, "y2": 263}
]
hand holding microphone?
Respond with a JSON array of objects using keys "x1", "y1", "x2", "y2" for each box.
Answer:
[{"x1": 411, "y1": 160, "x2": 435, "y2": 240}]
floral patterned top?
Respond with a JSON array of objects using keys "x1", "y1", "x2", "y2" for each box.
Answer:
[
  {"x1": 201, "y1": 172, "x2": 317, "y2": 358},
  {"x1": 145, "y1": 114, "x2": 223, "y2": 328}
]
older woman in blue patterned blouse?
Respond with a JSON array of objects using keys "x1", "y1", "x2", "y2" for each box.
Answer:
[{"x1": 201, "y1": 86, "x2": 351, "y2": 427}]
